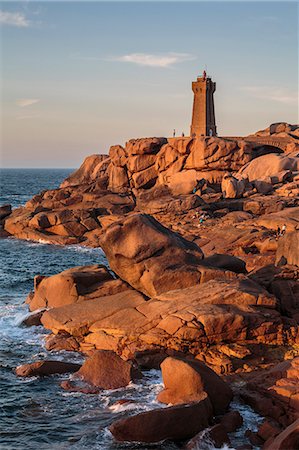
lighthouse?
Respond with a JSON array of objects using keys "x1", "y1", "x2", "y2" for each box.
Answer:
[{"x1": 190, "y1": 71, "x2": 217, "y2": 137}]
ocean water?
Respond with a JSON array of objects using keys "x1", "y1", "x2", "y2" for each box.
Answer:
[{"x1": 0, "y1": 169, "x2": 261, "y2": 449}]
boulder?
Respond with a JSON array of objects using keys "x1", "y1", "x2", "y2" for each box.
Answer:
[
  {"x1": 157, "y1": 357, "x2": 233, "y2": 414},
  {"x1": 60, "y1": 154, "x2": 109, "y2": 187},
  {"x1": 276, "y1": 231, "x2": 299, "y2": 266},
  {"x1": 27, "y1": 265, "x2": 129, "y2": 311},
  {"x1": 45, "y1": 333, "x2": 80, "y2": 352},
  {"x1": 165, "y1": 137, "x2": 194, "y2": 156},
  {"x1": 155, "y1": 143, "x2": 183, "y2": 173},
  {"x1": 185, "y1": 137, "x2": 252, "y2": 172},
  {"x1": 0, "y1": 204, "x2": 12, "y2": 220},
  {"x1": 65, "y1": 350, "x2": 141, "y2": 391},
  {"x1": 21, "y1": 310, "x2": 45, "y2": 327},
  {"x1": 164, "y1": 170, "x2": 200, "y2": 195},
  {"x1": 221, "y1": 173, "x2": 248, "y2": 198},
  {"x1": 220, "y1": 410, "x2": 243, "y2": 432},
  {"x1": 269, "y1": 122, "x2": 296, "y2": 135},
  {"x1": 127, "y1": 154, "x2": 156, "y2": 173},
  {"x1": 131, "y1": 165, "x2": 158, "y2": 190},
  {"x1": 99, "y1": 213, "x2": 204, "y2": 297},
  {"x1": 237, "y1": 154, "x2": 299, "y2": 182},
  {"x1": 108, "y1": 165, "x2": 129, "y2": 193},
  {"x1": 126, "y1": 137, "x2": 167, "y2": 156},
  {"x1": 109, "y1": 395, "x2": 213, "y2": 443},
  {"x1": 15, "y1": 360, "x2": 81, "y2": 377},
  {"x1": 109, "y1": 145, "x2": 127, "y2": 167}
]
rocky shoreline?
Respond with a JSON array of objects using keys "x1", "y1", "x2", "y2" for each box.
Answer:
[{"x1": 1, "y1": 122, "x2": 299, "y2": 449}]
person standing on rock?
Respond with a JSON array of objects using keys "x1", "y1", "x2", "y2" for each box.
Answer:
[
  {"x1": 281, "y1": 224, "x2": 287, "y2": 236},
  {"x1": 173, "y1": 129, "x2": 176, "y2": 138}
]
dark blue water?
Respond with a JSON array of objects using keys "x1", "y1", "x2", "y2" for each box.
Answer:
[
  {"x1": 0, "y1": 170, "x2": 260, "y2": 450},
  {"x1": 0, "y1": 168, "x2": 73, "y2": 208}
]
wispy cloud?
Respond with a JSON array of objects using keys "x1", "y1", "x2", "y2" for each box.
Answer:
[
  {"x1": 16, "y1": 98, "x2": 40, "y2": 108},
  {"x1": 0, "y1": 11, "x2": 30, "y2": 28},
  {"x1": 240, "y1": 86, "x2": 297, "y2": 104},
  {"x1": 111, "y1": 52, "x2": 196, "y2": 68}
]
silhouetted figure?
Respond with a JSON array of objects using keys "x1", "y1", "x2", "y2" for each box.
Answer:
[
  {"x1": 276, "y1": 226, "x2": 281, "y2": 240},
  {"x1": 173, "y1": 129, "x2": 176, "y2": 138},
  {"x1": 181, "y1": 132, "x2": 185, "y2": 137}
]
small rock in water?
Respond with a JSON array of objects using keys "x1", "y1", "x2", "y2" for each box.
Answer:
[
  {"x1": 21, "y1": 310, "x2": 45, "y2": 327},
  {"x1": 220, "y1": 410, "x2": 243, "y2": 433},
  {"x1": 15, "y1": 360, "x2": 81, "y2": 377},
  {"x1": 60, "y1": 379, "x2": 100, "y2": 394},
  {"x1": 109, "y1": 396, "x2": 213, "y2": 443},
  {"x1": 61, "y1": 350, "x2": 142, "y2": 393}
]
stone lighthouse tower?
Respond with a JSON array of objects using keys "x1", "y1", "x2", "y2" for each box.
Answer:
[{"x1": 190, "y1": 71, "x2": 217, "y2": 137}]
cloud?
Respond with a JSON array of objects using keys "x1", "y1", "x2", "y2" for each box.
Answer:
[
  {"x1": 0, "y1": 11, "x2": 30, "y2": 27},
  {"x1": 111, "y1": 52, "x2": 196, "y2": 68},
  {"x1": 241, "y1": 86, "x2": 297, "y2": 104},
  {"x1": 16, "y1": 99, "x2": 40, "y2": 108}
]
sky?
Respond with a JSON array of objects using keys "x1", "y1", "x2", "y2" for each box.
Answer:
[{"x1": 0, "y1": 1, "x2": 298, "y2": 168}]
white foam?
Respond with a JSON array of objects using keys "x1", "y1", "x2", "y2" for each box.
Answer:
[{"x1": 109, "y1": 401, "x2": 139, "y2": 413}]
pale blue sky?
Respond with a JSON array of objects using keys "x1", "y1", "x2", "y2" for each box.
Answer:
[{"x1": 1, "y1": 1, "x2": 298, "y2": 168}]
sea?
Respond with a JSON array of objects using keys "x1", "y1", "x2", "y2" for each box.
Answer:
[{"x1": 0, "y1": 169, "x2": 262, "y2": 450}]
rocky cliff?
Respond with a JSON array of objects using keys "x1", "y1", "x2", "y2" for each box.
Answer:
[{"x1": 3, "y1": 122, "x2": 299, "y2": 449}]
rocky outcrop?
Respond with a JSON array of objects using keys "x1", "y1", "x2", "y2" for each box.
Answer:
[
  {"x1": 157, "y1": 357, "x2": 233, "y2": 414},
  {"x1": 109, "y1": 395, "x2": 213, "y2": 443},
  {"x1": 41, "y1": 289, "x2": 146, "y2": 337},
  {"x1": 3, "y1": 191, "x2": 135, "y2": 245},
  {"x1": 99, "y1": 213, "x2": 205, "y2": 297},
  {"x1": 26, "y1": 264, "x2": 129, "y2": 311},
  {"x1": 15, "y1": 360, "x2": 81, "y2": 377},
  {"x1": 2, "y1": 125, "x2": 298, "y2": 249},
  {"x1": 40, "y1": 274, "x2": 292, "y2": 368}
]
